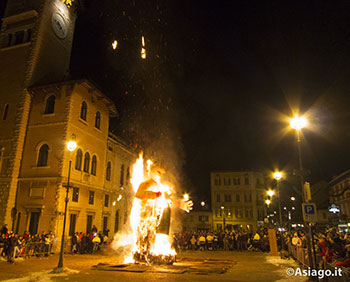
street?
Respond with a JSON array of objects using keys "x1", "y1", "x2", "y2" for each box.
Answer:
[{"x1": 0, "y1": 250, "x2": 306, "y2": 282}]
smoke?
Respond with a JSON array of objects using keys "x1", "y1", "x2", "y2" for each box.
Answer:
[{"x1": 111, "y1": 231, "x2": 134, "y2": 263}]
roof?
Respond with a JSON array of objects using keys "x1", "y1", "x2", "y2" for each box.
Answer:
[
  {"x1": 27, "y1": 79, "x2": 118, "y2": 117},
  {"x1": 329, "y1": 169, "x2": 350, "y2": 186}
]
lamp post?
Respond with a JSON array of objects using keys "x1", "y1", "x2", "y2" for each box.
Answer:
[
  {"x1": 273, "y1": 171, "x2": 284, "y2": 258},
  {"x1": 221, "y1": 206, "x2": 225, "y2": 231},
  {"x1": 290, "y1": 116, "x2": 318, "y2": 276},
  {"x1": 54, "y1": 134, "x2": 77, "y2": 273}
]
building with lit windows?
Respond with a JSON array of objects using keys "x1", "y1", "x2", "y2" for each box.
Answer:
[
  {"x1": 211, "y1": 171, "x2": 267, "y2": 231},
  {"x1": 329, "y1": 170, "x2": 350, "y2": 221},
  {"x1": 0, "y1": 0, "x2": 136, "y2": 238}
]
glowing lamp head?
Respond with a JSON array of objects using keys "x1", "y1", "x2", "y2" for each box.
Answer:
[
  {"x1": 273, "y1": 171, "x2": 282, "y2": 181},
  {"x1": 290, "y1": 116, "x2": 307, "y2": 130},
  {"x1": 265, "y1": 199, "x2": 271, "y2": 206},
  {"x1": 221, "y1": 206, "x2": 224, "y2": 210},
  {"x1": 67, "y1": 134, "x2": 77, "y2": 152},
  {"x1": 267, "y1": 190, "x2": 275, "y2": 197},
  {"x1": 201, "y1": 201, "x2": 205, "y2": 207},
  {"x1": 291, "y1": 196, "x2": 296, "y2": 201}
]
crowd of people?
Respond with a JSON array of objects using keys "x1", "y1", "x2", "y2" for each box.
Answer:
[
  {"x1": 0, "y1": 224, "x2": 108, "y2": 263},
  {"x1": 69, "y1": 226, "x2": 109, "y2": 254},
  {"x1": 286, "y1": 227, "x2": 350, "y2": 268},
  {"x1": 2, "y1": 221, "x2": 350, "y2": 272},
  {"x1": 175, "y1": 226, "x2": 350, "y2": 271},
  {"x1": 173, "y1": 227, "x2": 271, "y2": 252}
]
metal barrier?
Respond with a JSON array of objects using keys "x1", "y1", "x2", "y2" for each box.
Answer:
[
  {"x1": 288, "y1": 243, "x2": 310, "y2": 267},
  {"x1": 17, "y1": 242, "x2": 53, "y2": 257},
  {"x1": 288, "y1": 243, "x2": 350, "y2": 281}
]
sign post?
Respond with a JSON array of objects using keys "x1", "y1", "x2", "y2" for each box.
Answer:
[{"x1": 302, "y1": 203, "x2": 317, "y2": 223}]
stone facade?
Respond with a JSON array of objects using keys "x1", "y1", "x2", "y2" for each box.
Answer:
[
  {"x1": 181, "y1": 210, "x2": 213, "y2": 231},
  {"x1": 211, "y1": 171, "x2": 267, "y2": 231},
  {"x1": 0, "y1": 0, "x2": 137, "y2": 238}
]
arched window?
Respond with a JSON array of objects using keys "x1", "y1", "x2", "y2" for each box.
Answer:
[
  {"x1": 80, "y1": 101, "x2": 87, "y2": 120},
  {"x1": 91, "y1": 155, "x2": 97, "y2": 175},
  {"x1": 106, "y1": 161, "x2": 111, "y2": 181},
  {"x1": 44, "y1": 95, "x2": 55, "y2": 114},
  {"x1": 75, "y1": 149, "x2": 82, "y2": 170},
  {"x1": 37, "y1": 144, "x2": 49, "y2": 167},
  {"x1": 83, "y1": 152, "x2": 90, "y2": 173},
  {"x1": 120, "y1": 164, "x2": 125, "y2": 186},
  {"x1": 95, "y1": 111, "x2": 100, "y2": 129},
  {"x1": 3, "y1": 104, "x2": 9, "y2": 120}
]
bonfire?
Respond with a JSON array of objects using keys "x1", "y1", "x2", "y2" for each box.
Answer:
[{"x1": 120, "y1": 153, "x2": 192, "y2": 265}]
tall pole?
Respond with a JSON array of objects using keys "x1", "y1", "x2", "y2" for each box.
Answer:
[
  {"x1": 295, "y1": 129, "x2": 318, "y2": 280},
  {"x1": 222, "y1": 208, "x2": 225, "y2": 231},
  {"x1": 277, "y1": 180, "x2": 284, "y2": 258},
  {"x1": 55, "y1": 158, "x2": 72, "y2": 272}
]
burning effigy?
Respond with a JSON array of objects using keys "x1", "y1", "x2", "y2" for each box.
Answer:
[{"x1": 114, "y1": 153, "x2": 192, "y2": 265}]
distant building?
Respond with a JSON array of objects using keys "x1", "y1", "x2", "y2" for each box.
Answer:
[
  {"x1": 210, "y1": 171, "x2": 267, "y2": 231},
  {"x1": 181, "y1": 210, "x2": 213, "y2": 231},
  {"x1": 311, "y1": 181, "x2": 331, "y2": 225},
  {"x1": 329, "y1": 170, "x2": 350, "y2": 221},
  {"x1": 0, "y1": 0, "x2": 136, "y2": 237}
]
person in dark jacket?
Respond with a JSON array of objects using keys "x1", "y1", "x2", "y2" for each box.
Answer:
[
  {"x1": 71, "y1": 233, "x2": 78, "y2": 254},
  {"x1": 7, "y1": 233, "x2": 17, "y2": 263},
  {"x1": 1, "y1": 224, "x2": 8, "y2": 237}
]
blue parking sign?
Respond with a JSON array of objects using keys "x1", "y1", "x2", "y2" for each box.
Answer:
[{"x1": 302, "y1": 203, "x2": 317, "y2": 222}]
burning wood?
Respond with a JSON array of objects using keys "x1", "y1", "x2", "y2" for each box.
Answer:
[{"x1": 119, "y1": 153, "x2": 192, "y2": 265}]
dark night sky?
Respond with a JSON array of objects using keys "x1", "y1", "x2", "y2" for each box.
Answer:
[
  {"x1": 178, "y1": 1, "x2": 350, "y2": 201},
  {"x1": 1, "y1": 0, "x2": 350, "y2": 203}
]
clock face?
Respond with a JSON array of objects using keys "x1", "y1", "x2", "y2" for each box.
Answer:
[{"x1": 51, "y1": 12, "x2": 67, "y2": 39}]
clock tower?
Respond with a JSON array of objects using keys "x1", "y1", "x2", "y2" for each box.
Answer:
[{"x1": 0, "y1": 0, "x2": 77, "y2": 227}]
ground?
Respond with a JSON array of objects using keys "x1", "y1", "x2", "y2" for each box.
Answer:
[{"x1": 0, "y1": 250, "x2": 307, "y2": 282}]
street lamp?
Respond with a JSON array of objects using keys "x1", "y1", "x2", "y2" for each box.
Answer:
[
  {"x1": 290, "y1": 196, "x2": 296, "y2": 201},
  {"x1": 265, "y1": 199, "x2": 271, "y2": 206},
  {"x1": 54, "y1": 134, "x2": 77, "y2": 273},
  {"x1": 267, "y1": 189, "x2": 275, "y2": 197},
  {"x1": 273, "y1": 171, "x2": 284, "y2": 258},
  {"x1": 221, "y1": 206, "x2": 225, "y2": 230},
  {"x1": 290, "y1": 115, "x2": 317, "y2": 271},
  {"x1": 201, "y1": 201, "x2": 205, "y2": 207}
]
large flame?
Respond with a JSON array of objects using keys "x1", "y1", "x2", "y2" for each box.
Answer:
[{"x1": 124, "y1": 153, "x2": 176, "y2": 264}]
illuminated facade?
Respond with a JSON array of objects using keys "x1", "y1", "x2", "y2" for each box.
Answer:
[
  {"x1": 210, "y1": 171, "x2": 267, "y2": 231},
  {"x1": 0, "y1": 0, "x2": 135, "y2": 237},
  {"x1": 329, "y1": 170, "x2": 350, "y2": 221}
]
